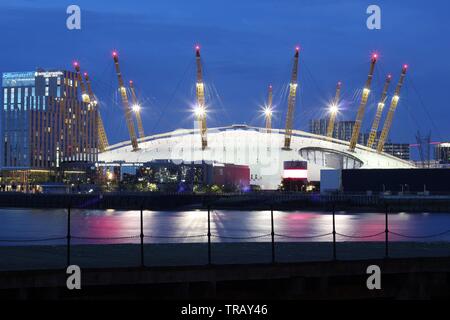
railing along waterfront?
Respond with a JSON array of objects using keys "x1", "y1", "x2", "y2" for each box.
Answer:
[{"x1": 0, "y1": 204, "x2": 449, "y2": 269}]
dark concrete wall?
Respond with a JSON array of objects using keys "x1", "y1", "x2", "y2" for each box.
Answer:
[
  {"x1": 0, "y1": 257, "x2": 448, "y2": 299},
  {"x1": 342, "y1": 169, "x2": 450, "y2": 193}
]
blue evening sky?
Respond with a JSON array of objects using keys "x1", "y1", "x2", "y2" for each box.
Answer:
[{"x1": 0, "y1": 0, "x2": 449, "y2": 147}]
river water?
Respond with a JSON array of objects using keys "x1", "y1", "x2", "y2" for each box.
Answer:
[{"x1": 0, "y1": 208, "x2": 449, "y2": 245}]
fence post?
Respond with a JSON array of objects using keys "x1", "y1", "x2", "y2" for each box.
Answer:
[
  {"x1": 332, "y1": 203, "x2": 336, "y2": 261},
  {"x1": 66, "y1": 206, "x2": 71, "y2": 267},
  {"x1": 140, "y1": 205, "x2": 145, "y2": 267},
  {"x1": 385, "y1": 205, "x2": 389, "y2": 259},
  {"x1": 207, "y1": 205, "x2": 211, "y2": 265},
  {"x1": 270, "y1": 205, "x2": 275, "y2": 264}
]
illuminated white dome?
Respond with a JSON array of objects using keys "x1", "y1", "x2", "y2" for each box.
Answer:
[{"x1": 99, "y1": 125, "x2": 414, "y2": 189}]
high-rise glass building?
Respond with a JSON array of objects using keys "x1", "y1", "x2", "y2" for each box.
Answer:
[
  {"x1": 1, "y1": 70, "x2": 98, "y2": 171},
  {"x1": 434, "y1": 142, "x2": 450, "y2": 164},
  {"x1": 309, "y1": 119, "x2": 364, "y2": 143},
  {"x1": 383, "y1": 143, "x2": 410, "y2": 161},
  {"x1": 308, "y1": 118, "x2": 410, "y2": 160}
]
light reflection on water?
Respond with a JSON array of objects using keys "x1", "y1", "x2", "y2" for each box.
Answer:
[{"x1": 0, "y1": 208, "x2": 449, "y2": 245}]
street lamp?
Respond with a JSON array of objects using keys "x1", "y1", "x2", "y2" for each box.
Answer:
[{"x1": 107, "y1": 171, "x2": 114, "y2": 181}]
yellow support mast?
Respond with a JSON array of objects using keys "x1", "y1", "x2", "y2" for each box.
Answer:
[
  {"x1": 73, "y1": 61, "x2": 90, "y2": 103},
  {"x1": 366, "y1": 74, "x2": 392, "y2": 148},
  {"x1": 283, "y1": 46, "x2": 300, "y2": 150},
  {"x1": 265, "y1": 84, "x2": 273, "y2": 132},
  {"x1": 129, "y1": 80, "x2": 145, "y2": 139},
  {"x1": 348, "y1": 53, "x2": 378, "y2": 152},
  {"x1": 326, "y1": 81, "x2": 342, "y2": 138},
  {"x1": 195, "y1": 45, "x2": 207, "y2": 150},
  {"x1": 112, "y1": 50, "x2": 139, "y2": 151},
  {"x1": 376, "y1": 64, "x2": 408, "y2": 153},
  {"x1": 73, "y1": 61, "x2": 93, "y2": 156},
  {"x1": 84, "y1": 72, "x2": 109, "y2": 152}
]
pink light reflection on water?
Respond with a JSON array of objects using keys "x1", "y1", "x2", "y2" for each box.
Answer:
[
  {"x1": 1, "y1": 209, "x2": 450, "y2": 246},
  {"x1": 274, "y1": 211, "x2": 333, "y2": 242},
  {"x1": 70, "y1": 209, "x2": 141, "y2": 244}
]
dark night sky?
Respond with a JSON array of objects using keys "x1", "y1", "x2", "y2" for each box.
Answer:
[{"x1": 1, "y1": 0, "x2": 449, "y2": 149}]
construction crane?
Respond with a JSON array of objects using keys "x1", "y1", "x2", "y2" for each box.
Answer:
[
  {"x1": 376, "y1": 64, "x2": 408, "y2": 153},
  {"x1": 264, "y1": 84, "x2": 273, "y2": 132},
  {"x1": 326, "y1": 81, "x2": 342, "y2": 138},
  {"x1": 84, "y1": 72, "x2": 109, "y2": 152},
  {"x1": 195, "y1": 45, "x2": 207, "y2": 150},
  {"x1": 283, "y1": 46, "x2": 300, "y2": 150},
  {"x1": 129, "y1": 80, "x2": 145, "y2": 139},
  {"x1": 366, "y1": 74, "x2": 392, "y2": 148},
  {"x1": 112, "y1": 51, "x2": 139, "y2": 151},
  {"x1": 348, "y1": 53, "x2": 378, "y2": 152}
]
